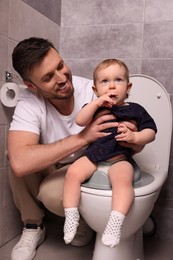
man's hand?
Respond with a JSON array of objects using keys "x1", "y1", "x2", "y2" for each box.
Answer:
[{"x1": 80, "y1": 114, "x2": 118, "y2": 144}]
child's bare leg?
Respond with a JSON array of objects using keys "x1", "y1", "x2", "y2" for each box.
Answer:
[
  {"x1": 102, "y1": 160, "x2": 134, "y2": 247},
  {"x1": 63, "y1": 156, "x2": 96, "y2": 244}
]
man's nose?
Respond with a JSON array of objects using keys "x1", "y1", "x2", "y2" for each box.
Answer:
[{"x1": 55, "y1": 70, "x2": 66, "y2": 83}]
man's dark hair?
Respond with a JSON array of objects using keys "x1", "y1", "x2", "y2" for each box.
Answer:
[{"x1": 12, "y1": 37, "x2": 57, "y2": 81}]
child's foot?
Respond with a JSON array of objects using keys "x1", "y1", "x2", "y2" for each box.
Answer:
[
  {"x1": 64, "y1": 208, "x2": 80, "y2": 244},
  {"x1": 102, "y1": 211, "x2": 125, "y2": 248}
]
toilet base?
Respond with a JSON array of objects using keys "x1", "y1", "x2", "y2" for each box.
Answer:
[{"x1": 92, "y1": 228, "x2": 143, "y2": 260}]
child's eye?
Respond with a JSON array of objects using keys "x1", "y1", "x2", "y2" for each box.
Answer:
[
  {"x1": 115, "y1": 78, "x2": 123, "y2": 82},
  {"x1": 102, "y1": 79, "x2": 108, "y2": 84}
]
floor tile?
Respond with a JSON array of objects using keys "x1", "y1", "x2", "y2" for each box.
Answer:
[{"x1": 0, "y1": 216, "x2": 172, "y2": 260}]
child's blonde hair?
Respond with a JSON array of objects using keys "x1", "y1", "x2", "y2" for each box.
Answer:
[{"x1": 93, "y1": 59, "x2": 130, "y2": 85}]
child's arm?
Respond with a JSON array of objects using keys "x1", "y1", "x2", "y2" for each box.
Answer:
[
  {"x1": 76, "y1": 93, "x2": 115, "y2": 126},
  {"x1": 116, "y1": 123, "x2": 156, "y2": 145},
  {"x1": 76, "y1": 99, "x2": 101, "y2": 126}
]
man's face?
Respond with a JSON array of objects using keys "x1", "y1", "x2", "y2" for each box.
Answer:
[{"x1": 25, "y1": 48, "x2": 74, "y2": 100}]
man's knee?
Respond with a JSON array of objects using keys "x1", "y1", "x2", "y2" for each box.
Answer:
[
  {"x1": 37, "y1": 166, "x2": 67, "y2": 217},
  {"x1": 38, "y1": 185, "x2": 64, "y2": 216}
]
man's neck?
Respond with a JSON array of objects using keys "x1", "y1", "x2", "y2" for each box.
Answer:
[{"x1": 48, "y1": 96, "x2": 74, "y2": 116}]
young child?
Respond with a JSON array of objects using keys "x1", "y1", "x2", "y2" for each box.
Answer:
[{"x1": 63, "y1": 59, "x2": 157, "y2": 247}]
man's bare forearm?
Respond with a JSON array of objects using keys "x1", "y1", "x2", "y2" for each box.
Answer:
[{"x1": 8, "y1": 132, "x2": 87, "y2": 177}]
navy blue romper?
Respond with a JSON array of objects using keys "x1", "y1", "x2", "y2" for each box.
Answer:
[{"x1": 85, "y1": 102, "x2": 157, "y2": 163}]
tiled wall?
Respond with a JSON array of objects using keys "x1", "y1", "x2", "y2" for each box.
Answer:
[
  {"x1": 60, "y1": 0, "x2": 173, "y2": 240},
  {"x1": 0, "y1": 0, "x2": 173, "y2": 247},
  {"x1": 0, "y1": 0, "x2": 60, "y2": 247},
  {"x1": 21, "y1": 0, "x2": 62, "y2": 25}
]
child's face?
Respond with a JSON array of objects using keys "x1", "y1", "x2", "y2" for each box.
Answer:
[{"x1": 93, "y1": 64, "x2": 132, "y2": 105}]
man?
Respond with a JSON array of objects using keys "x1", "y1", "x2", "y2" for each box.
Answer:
[{"x1": 8, "y1": 37, "x2": 141, "y2": 260}]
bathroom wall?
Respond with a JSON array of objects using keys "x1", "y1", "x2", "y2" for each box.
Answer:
[
  {"x1": 60, "y1": 0, "x2": 173, "y2": 240},
  {"x1": 0, "y1": 0, "x2": 61, "y2": 247},
  {"x1": 0, "y1": 0, "x2": 173, "y2": 247},
  {"x1": 21, "y1": 0, "x2": 61, "y2": 25}
]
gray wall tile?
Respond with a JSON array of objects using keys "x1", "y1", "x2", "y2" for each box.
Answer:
[
  {"x1": 0, "y1": 169, "x2": 4, "y2": 209},
  {"x1": 65, "y1": 59, "x2": 141, "y2": 79},
  {"x1": 21, "y1": 0, "x2": 61, "y2": 25},
  {"x1": 60, "y1": 24, "x2": 143, "y2": 59},
  {"x1": 61, "y1": 0, "x2": 144, "y2": 26},
  {"x1": 0, "y1": 0, "x2": 9, "y2": 37},
  {"x1": 142, "y1": 59, "x2": 173, "y2": 94},
  {"x1": 0, "y1": 36, "x2": 8, "y2": 81},
  {"x1": 4, "y1": 168, "x2": 14, "y2": 207},
  {"x1": 0, "y1": 210, "x2": 2, "y2": 246},
  {"x1": 0, "y1": 126, "x2": 5, "y2": 168},
  {"x1": 153, "y1": 206, "x2": 173, "y2": 240},
  {"x1": 1, "y1": 204, "x2": 22, "y2": 245},
  {"x1": 0, "y1": 95, "x2": 8, "y2": 126},
  {"x1": 9, "y1": 0, "x2": 60, "y2": 47},
  {"x1": 160, "y1": 164, "x2": 173, "y2": 200},
  {"x1": 7, "y1": 39, "x2": 23, "y2": 79},
  {"x1": 143, "y1": 22, "x2": 173, "y2": 58},
  {"x1": 145, "y1": 0, "x2": 173, "y2": 22}
]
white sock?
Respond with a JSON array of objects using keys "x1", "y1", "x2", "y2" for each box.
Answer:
[
  {"x1": 102, "y1": 210, "x2": 125, "y2": 248},
  {"x1": 63, "y1": 207, "x2": 80, "y2": 244}
]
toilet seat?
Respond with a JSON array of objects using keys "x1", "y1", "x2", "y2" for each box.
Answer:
[{"x1": 82, "y1": 159, "x2": 154, "y2": 191}]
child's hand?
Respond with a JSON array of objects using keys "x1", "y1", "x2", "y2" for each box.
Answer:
[
  {"x1": 115, "y1": 123, "x2": 136, "y2": 143},
  {"x1": 96, "y1": 92, "x2": 116, "y2": 108}
]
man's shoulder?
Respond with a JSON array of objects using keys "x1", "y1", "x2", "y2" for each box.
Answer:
[
  {"x1": 16, "y1": 88, "x2": 46, "y2": 113},
  {"x1": 19, "y1": 88, "x2": 44, "y2": 103}
]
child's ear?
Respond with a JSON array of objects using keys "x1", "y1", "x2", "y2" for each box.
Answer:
[
  {"x1": 92, "y1": 85, "x2": 98, "y2": 96},
  {"x1": 126, "y1": 83, "x2": 132, "y2": 98},
  {"x1": 127, "y1": 82, "x2": 132, "y2": 92}
]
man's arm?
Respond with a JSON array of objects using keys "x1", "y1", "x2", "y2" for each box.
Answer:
[
  {"x1": 7, "y1": 130, "x2": 88, "y2": 177},
  {"x1": 7, "y1": 114, "x2": 118, "y2": 177}
]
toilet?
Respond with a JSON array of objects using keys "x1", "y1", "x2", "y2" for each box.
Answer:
[{"x1": 79, "y1": 75, "x2": 172, "y2": 260}]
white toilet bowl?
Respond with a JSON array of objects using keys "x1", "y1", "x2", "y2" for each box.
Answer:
[{"x1": 79, "y1": 75, "x2": 172, "y2": 260}]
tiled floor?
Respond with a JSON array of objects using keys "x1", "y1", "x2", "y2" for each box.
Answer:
[{"x1": 0, "y1": 216, "x2": 173, "y2": 260}]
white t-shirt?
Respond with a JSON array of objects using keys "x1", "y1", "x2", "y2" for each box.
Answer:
[{"x1": 9, "y1": 76, "x2": 95, "y2": 163}]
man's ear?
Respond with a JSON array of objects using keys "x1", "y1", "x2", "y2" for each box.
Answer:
[
  {"x1": 92, "y1": 85, "x2": 98, "y2": 97},
  {"x1": 23, "y1": 80, "x2": 38, "y2": 93}
]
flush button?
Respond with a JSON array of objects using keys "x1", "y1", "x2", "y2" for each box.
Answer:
[{"x1": 157, "y1": 93, "x2": 161, "y2": 99}]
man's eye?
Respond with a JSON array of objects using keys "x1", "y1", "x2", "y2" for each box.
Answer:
[
  {"x1": 58, "y1": 61, "x2": 64, "y2": 70},
  {"x1": 44, "y1": 75, "x2": 53, "y2": 82}
]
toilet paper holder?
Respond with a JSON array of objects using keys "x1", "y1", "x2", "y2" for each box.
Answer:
[
  {"x1": 1, "y1": 72, "x2": 26, "y2": 107},
  {"x1": 0, "y1": 72, "x2": 20, "y2": 107},
  {"x1": 5, "y1": 71, "x2": 13, "y2": 82}
]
